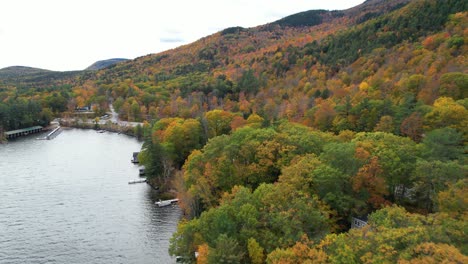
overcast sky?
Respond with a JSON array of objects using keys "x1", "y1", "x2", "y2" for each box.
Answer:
[{"x1": 0, "y1": 0, "x2": 364, "y2": 71}]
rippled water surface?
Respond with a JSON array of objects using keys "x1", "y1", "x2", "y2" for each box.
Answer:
[{"x1": 0, "y1": 129, "x2": 181, "y2": 264}]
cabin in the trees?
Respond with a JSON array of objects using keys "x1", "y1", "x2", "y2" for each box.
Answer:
[
  {"x1": 75, "y1": 106, "x2": 91, "y2": 112},
  {"x1": 351, "y1": 216, "x2": 368, "y2": 229}
]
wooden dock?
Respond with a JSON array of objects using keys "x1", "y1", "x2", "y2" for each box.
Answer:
[{"x1": 128, "y1": 179, "x2": 147, "y2": 184}]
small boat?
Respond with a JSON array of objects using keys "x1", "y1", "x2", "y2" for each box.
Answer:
[
  {"x1": 97, "y1": 130, "x2": 105, "y2": 133},
  {"x1": 155, "y1": 198, "x2": 179, "y2": 207},
  {"x1": 155, "y1": 200, "x2": 171, "y2": 207},
  {"x1": 131, "y1": 152, "x2": 139, "y2": 163}
]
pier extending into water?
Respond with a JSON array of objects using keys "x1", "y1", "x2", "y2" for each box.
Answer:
[{"x1": 5, "y1": 126, "x2": 43, "y2": 139}]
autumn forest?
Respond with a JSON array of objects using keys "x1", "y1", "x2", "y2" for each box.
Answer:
[{"x1": 0, "y1": 0, "x2": 467, "y2": 263}]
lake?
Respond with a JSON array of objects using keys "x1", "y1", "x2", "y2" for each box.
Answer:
[{"x1": 0, "y1": 128, "x2": 181, "y2": 264}]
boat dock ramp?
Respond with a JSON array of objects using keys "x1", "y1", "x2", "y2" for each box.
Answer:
[{"x1": 46, "y1": 126, "x2": 61, "y2": 140}]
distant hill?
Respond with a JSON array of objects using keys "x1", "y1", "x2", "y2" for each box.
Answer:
[
  {"x1": 0, "y1": 66, "x2": 51, "y2": 79},
  {"x1": 0, "y1": 65, "x2": 83, "y2": 88},
  {"x1": 85, "y1": 58, "x2": 128, "y2": 71},
  {"x1": 0, "y1": 58, "x2": 128, "y2": 88}
]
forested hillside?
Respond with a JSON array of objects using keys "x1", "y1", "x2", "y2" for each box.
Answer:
[{"x1": 0, "y1": 0, "x2": 467, "y2": 262}]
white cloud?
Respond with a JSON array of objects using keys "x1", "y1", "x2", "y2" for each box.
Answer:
[{"x1": 0, "y1": 0, "x2": 364, "y2": 71}]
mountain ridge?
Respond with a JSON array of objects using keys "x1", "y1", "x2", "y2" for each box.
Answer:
[{"x1": 91, "y1": 0, "x2": 416, "y2": 87}]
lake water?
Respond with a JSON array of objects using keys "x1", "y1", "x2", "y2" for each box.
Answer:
[{"x1": 0, "y1": 129, "x2": 181, "y2": 264}]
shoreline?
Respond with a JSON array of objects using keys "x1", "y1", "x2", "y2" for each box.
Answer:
[{"x1": 59, "y1": 120, "x2": 141, "y2": 139}]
